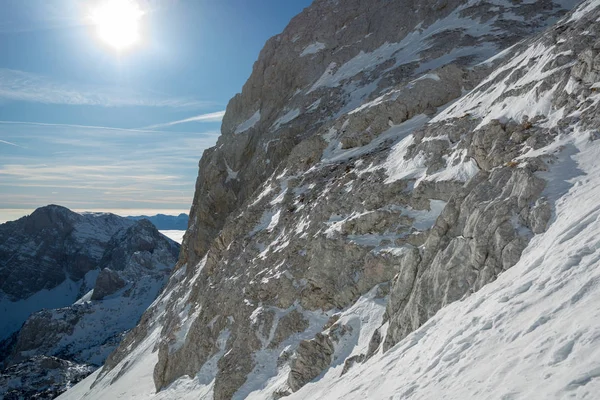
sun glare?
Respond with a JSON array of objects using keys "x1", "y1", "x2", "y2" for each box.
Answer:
[{"x1": 90, "y1": 0, "x2": 144, "y2": 51}]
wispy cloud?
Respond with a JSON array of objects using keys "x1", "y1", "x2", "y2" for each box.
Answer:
[
  {"x1": 142, "y1": 111, "x2": 226, "y2": 130},
  {"x1": 0, "y1": 138, "x2": 26, "y2": 148},
  {"x1": 0, "y1": 68, "x2": 213, "y2": 108},
  {"x1": 0, "y1": 121, "x2": 219, "y2": 212}
]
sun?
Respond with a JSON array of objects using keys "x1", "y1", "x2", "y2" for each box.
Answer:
[{"x1": 90, "y1": 0, "x2": 144, "y2": 51}]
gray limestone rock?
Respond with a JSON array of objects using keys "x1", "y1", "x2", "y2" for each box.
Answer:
[
  {"x1": 91, "y1": 269, "x2": 125, "y2": 301},
  {"x1": 287, "y1": 333, "x2": 334, "y2": 392}
]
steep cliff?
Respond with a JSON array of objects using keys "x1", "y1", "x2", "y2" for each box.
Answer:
[{"x1": 59, "y1": 0, "x2": 600, "y2": 399}]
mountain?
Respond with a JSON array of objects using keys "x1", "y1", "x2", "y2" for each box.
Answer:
[
  {"x1": 59, "y1": 0, "x2": 600, "y2": 399},
  {"x1": 0, "y1": 205, "x2": 133, "y2": 340},
  {"x1": 0, "y1": 205, "x2": 180, "y2": 399},
  {"x1": 127, "y1": 213, "x2": 189, "y2": 231}
]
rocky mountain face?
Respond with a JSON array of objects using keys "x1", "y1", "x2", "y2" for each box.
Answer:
[
  {"x1": 59, "y1": 0, "x2": 600, "y2": 399},
  {"x1": 0, "y1": 206, "x2": 180, "y2": 399}
]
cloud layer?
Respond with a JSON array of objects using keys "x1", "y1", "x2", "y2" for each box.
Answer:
[{"x1": 0, "y1": 121, "x2": 219, "y2": 214}]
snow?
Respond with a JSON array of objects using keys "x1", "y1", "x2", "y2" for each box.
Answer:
[
  {"x1": 272, "y1": 108, "x2": 301, "y2": 130},
  {"x1": 321, "y1": 114, "x2": 431, "y2": 164},
  {"x1": 57, "y1": 327, "x2": 162, "y2": 400},
  {"x1": 308, "y1": 1, "x2": 499, "y2": 94},
  {"x1": 300, "y1": 42, "x2": 326, "y2": 56},
  {"x1": 426, "y1": 156, "x2": 480, "y2": 183},
  {"x1": 0, "y1": 269, "x2": 98, "y2": 341},
  {"x1": 433, "y1": 43, "x2": 575, "y2": 129},
  {"x1": 225, "y1": 160, "x2": 239, "y2": 183},
  {"x1": 250, "y1": 210, "x2": 279, "y2": 236},
  {"x1": 307, "y1": 98, "x2": 321, "y2": 112},
  {"x1": 243, "y1": 288, "x2": 387, "y2": 399},
  {"x1": 159, "y1": 230, "x2": 185, "y2": 244},
  {"x1": 54, "y1": 272, "x2": 170, "y2": 366},
  {"x1": 235, "y1": 110, "x2": 261, "y2": 134},
  {"x1": 567, "y1": 0, "x2": 600, "y2": 21},
  {"x1": 266, "y1": 210, "x2": 281, "y2": 232},
  {"x1": 58, "y1": 2, "x2": 600, "y2": 399},
  {"x1": 383, "y1": 133, "x2": 427, "y2": 184},
  {"x1": 477, "y1": 43, "x2": 518, "y2": 66},
  {"x1": 397, "y1": 200, "x2": 447, "y2": 230}
]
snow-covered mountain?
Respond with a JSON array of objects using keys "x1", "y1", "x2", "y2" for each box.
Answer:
[
  {"x1": 0, "y1": 205, "x2": 134, "y2": 340},
  {"x1": 0, "y1": 205, "x2": 180, "y2": 399},
  {"x1": 59, "y1": 0, "x2": 600, "y2": 399},
  {"x1": 127, "y1": 213, "x2": 189, "y2": 231}
]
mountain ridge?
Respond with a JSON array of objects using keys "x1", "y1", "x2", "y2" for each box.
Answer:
[{"x1": 127, "y1": 213, "x2": 189, "y2": 231}]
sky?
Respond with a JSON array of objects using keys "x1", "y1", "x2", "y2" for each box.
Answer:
[{"x1": 0, "y1": 0, "x2": 312, "y2": 222}]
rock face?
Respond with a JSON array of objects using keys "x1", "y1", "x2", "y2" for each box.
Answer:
[
  {"x1": 91, "y1": 269, "x2": 125, "y2": 301},
  {"x1": 179, "y1": 0, "x2": 577, "y2": 270},
  {"x1": 59, "y1": 1, "x2": 600, "y2": 400},
  {"x1": 0, "y1": 206, "x2": 180, "y2": 399}
]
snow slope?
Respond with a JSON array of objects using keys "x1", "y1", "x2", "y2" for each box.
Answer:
[{"x1": 160, "y1": 230, "x2": 186, "y2": 244}]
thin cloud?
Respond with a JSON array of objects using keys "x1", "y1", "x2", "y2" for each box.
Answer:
[
  {"x1": 0, "y1": 139, "x2": 26, "y2": 148},
  {"x1": 0, "y1": 68, "x2": 212, "y2": 108},
  {"x1": 0, "y1": 120, "x2": 222, "y2": 138},
  {"x1": 142, "y1": 111, "x2": 226, "y2": 130}
]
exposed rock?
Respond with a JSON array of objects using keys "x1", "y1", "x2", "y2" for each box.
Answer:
[
  {"x1": 91, "y1": 269, "x2": 125, "y2": 300},
  {"x1": 0, "y1": 205, "x2": 133, "y2": 340},
  {"x1": 288, "y1": 333, "x2": 334, "y2": 392},
  {"x1": 269, "y1": 310, "x2": 310, "y2": 349},
  {"x1": 340, "y1": 354, "x2": 365, "y2": 376}
]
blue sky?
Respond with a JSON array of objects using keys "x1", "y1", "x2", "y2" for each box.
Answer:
[{"x1": 0, "y1": 0, "x2": 312, "y2": 222}]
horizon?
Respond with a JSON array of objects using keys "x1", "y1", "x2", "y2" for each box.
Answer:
[{"x1": 0, "y1": 206, "x2": 190, "y2": 224}]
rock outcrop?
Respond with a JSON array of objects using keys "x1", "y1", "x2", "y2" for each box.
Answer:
[
  {"x1": 59, "y1": 1, "x2": 600, "y2": 400},
  {"x1": 91, "y1": 269, "x2": 126, "y2": 301}
]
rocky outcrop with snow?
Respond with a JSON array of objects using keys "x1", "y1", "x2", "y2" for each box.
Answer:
[
  {"x1": 0, "y1": 205, "x2": 133, "y2": 340},
  {"x1": 59, "y1": 0, "x2": 600, "y2": 399},
  {"x1": 0, "y1": 206, "x2": 180, "y2": 398},
  {"x1": 0, "y1": 356, "x2": 94, "y2": 400}
]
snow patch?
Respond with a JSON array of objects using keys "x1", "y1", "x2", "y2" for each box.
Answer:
[
  {"x1": 301, "y1": 42, "x2": 326, "y2": 56},
  {"x1": 235, "y1": 110, "x2": 261, "y2": 134}
]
